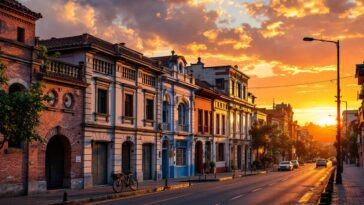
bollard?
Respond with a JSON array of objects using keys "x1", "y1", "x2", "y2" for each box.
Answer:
[
  {"x1": 164, "y1": 177, "x2": 169, "y2": 190},
  {"x1": 204, "y1": 174, "x2": 207, "y2": 181},
  {"x1": 63, "y1": 190, "x2": 68, "y2": 202},
  {"x1": 189, "y1": 177, "x2": 191, "y2": 187}
]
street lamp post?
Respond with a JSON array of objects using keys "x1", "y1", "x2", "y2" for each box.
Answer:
[
  {"x1": 303, "y1": 37, "x2": 342, "y2": 184},
  {"x1": 342, "y1": 100, "x2": 348, "y2": 165}
]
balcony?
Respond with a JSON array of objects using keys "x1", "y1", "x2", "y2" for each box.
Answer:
[
  {"x1": 170, "y1": 71, "x2": 195, "y2": 84},
  {"x1": 178, "y1": 124, "x2": 189, "y2": 132},
  {"x1": 40, "y1": 59, "x2": 84, "y2": 82}
]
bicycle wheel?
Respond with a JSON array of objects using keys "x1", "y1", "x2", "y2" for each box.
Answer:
[
  {"x1": 129, "y1": 175, "x2": 138, "y2": 191},
  {"x1": 112, "y1": 179, "x2": 124, "y2": 193}
]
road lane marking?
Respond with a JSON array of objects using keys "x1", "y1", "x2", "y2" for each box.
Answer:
[
  {"x1": 298, "y1": 192, "x2": 313, "y2": 203},
  {"x1": 144, "y1": 193, "x2": 192, "y2": 205},
  {"x1": 251, "y1": 187, "x2": 263, "y2": 192},
  {"x1": 268, "y1": 182, "x2": 276, "y2": 186},
  {"x1": 230, "y1": 194, "x2": 243, "y2": 201}
]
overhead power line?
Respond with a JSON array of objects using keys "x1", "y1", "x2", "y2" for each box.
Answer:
[{"x1": 249, "y1": 75, "x2": 355, "y2": 89}]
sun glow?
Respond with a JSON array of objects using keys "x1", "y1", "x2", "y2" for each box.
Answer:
[{"x1": 316, "y1": 116, "x2": 337, "y2": 127}]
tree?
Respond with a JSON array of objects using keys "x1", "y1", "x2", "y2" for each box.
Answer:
[
  {"x1": 0, "y1": 62, "x2": 50, "y2": 148},
  {"x1": 250, "y1": 122, "x2": 280, "y2": 161},
  {"x1": 295, "y1": 139, "x2": 308, "y2": 160}
]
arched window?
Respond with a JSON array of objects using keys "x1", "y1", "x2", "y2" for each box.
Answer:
[
  {"x1": 178, "y1": 62, "x2": 183, "y2": 73},
  {"x1": 162, "y1": 101, "x2": 169, "y2": 123},
  {"x1": 178, "y1": 103, "x2": 187, "y2": 125},
  {"x1": 8, "y1": 83, "x2": 26, "y2": 148},
  {"x1": 8, "y1": 83, "x2": 25, "y2": 95}
]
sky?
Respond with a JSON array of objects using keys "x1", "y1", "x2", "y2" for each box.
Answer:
[{"x1": 22, "y1": 0, "x2": 364, "y2": 126}]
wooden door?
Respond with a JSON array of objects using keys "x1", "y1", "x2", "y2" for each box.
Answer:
[
  {"x1": 92, "y1": 142, "x2": 108, "y2": 185},
  {"x1": 162, "y1": 141, "x2": 169, "y2": 179},
  {"x1": 142, "y1": 144, "x2": 153, "y2": 180},
  {"x1": 46, "y1": 136, "x2": 64, "y2": 189},
  {"x1": 237, "y1": 146, "x2": 242, "y2": 170},
  {"x1": 122, "y1": 142, "x2": 131, "y2": 174},
  {"x1": 195, "y1": 141, "x2": 203, "y2": 174}
]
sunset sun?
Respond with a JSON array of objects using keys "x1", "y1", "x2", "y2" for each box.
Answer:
[{"x1": 316, "y1": 116, "x2": 337, "y2": 127}]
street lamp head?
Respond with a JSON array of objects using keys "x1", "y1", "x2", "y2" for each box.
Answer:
[{"x1": 303, "y1": 37, "x2": 315, "y2": 41}]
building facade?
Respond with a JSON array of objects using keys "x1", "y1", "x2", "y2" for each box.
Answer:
[
  {"x1": 151, "y1": 53, "x2": 197, "y2": 178},
  {"x1": 0, "y1": 0, "x2": 85, "y2": 196},
  {"x1": 355, "y1": 63, "x2": 364, "y2": 167},
  {"x1": 189, "y1": 59, "x2": 255, "y2": 171},
  {"x1": 41, "y1": 34, "x2": 167, "y2": 187}
]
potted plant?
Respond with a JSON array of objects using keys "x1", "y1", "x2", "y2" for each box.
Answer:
[{"x1": 210, "y1": 161, "x2": 216, "y2": 174}]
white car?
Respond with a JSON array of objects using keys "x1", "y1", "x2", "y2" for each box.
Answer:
[
  {"x1": 316, "y1": 159, "x2": 328, "y2": 168},
  {"x1": 278, "y1": 161, "x2": 293, "y2": 171}
]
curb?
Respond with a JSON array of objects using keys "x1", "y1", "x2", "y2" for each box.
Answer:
[
  {"x1": 48, "y1": 171, "x2": 269, "y2": 205},
  {"x1": 297, "y1": 167, "x2": 335, "y2": 205},
  {"x1": 48, "y1": 183, "x2": 190, "y2": 205}
]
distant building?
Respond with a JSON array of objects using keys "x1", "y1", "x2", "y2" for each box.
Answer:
[{"x1": 263, "y1": 102, "x2": 295, "y2": 161}]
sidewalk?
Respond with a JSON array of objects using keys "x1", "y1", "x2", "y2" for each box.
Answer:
[
  {"x1": 0, "y1": 171, "x2": 265, "y2": 205},
  {"x1": 332, "y1": 164, "x2": 364, "y2": 205}
]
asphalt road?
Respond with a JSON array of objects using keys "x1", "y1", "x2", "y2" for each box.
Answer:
[{"x1": 91, "y1": 164, "x2": 331, "y2": 205}]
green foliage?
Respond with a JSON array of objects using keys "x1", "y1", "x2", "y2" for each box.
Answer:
[{"x1": 0, "y1": 62, "x2": 50, "y2": 147}]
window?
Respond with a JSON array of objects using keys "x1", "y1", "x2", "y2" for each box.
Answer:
[
  {"x1": 8, "y1": 83, "x2": 25, "y2": 95},
  {"x1": 222, "y1": 115, "x2": 226, "y2": 135},
  {"x1": 215, "y1": 78, "x2": 225, "y2": 90},
  {"x1": 231, "y1": 80, "x2": 235, "y2": 95},
  {"x1": 17, "y1": 27, "x2": 25, "y2": 43},
  {"x1": 198, "y1": 109, "x2": 203, "y2": 132},
  {"x1": 216, "y1": 114, "x2": 220, "y2": 134},
  {"x1": 125, "y1": 94, "x2": 133, "y2": 117},
  {"x1": 176, "y1": 148, "x2": 186, "y2": 166},
  {"x1": 162, "y1": 101, "x2": 168, "y2": 123},
  {"x1": 97, "y1": 89, "x2": 108, "y2": 114},
  {"x1": 178, "y1": 104, "x2": 186, "y2": 125},
  {"x1": 218, "y1": 143, "x2": 225, "y2": 161},
  {"x1": 204, "y1": 111, "x2": 209, "y2": 133},
  {"x1": 237, "y1": 83, "x2": 242, "y2": 98},
  {"x1": 146, "y1": 99, "x2": 154, "y2": 120},
  {"x1": 243, "y1": 85, "x2": 246, "y2": 99},
  {"x1": 178, "y1": 62, "x2": 183, "y2": 73}
]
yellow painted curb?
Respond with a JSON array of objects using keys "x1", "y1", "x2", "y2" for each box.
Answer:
[{"x1": 218, "y1": 177, "x2": 233, "y2": 181}]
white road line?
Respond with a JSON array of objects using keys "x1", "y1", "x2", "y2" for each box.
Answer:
[
  {"x1": 251, "y1": 187, "x2": 263, "y2": 192},
  {"x1": 230, "y1": 194, "x2": 243, "y2": 201},
  {"x1": 268, "y1": 182, "x2": 276, "y2": 186}
]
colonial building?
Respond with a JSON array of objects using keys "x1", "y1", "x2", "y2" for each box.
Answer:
[
  {"x1": 264, "y1": 102, "x2": 295, "y2": 160},
  {"x1": 0, "y1": 0, "x2": 85, "y2": 196},
  {"x1": 194, "y1": 79, "x2": 229, "y2": 173},
  {"x1": 189, "y1": 58, "x2": 255, "y2": 172},
  {"x1": 151, "y1": 52, "x2": 197, "y2": 178},
  {"x1": 41, "y1": 34, "x2": 166, "y2": 187}
]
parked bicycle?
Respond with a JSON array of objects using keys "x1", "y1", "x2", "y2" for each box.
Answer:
[{"x1": 112, "y1": 172, "x2": 138, "y2": 193}]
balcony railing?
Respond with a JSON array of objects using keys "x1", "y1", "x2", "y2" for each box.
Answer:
[
  {"x1": 41, "y1": 60, "x2": 84, "y2": 81},
  {"x1": 178, "y1": 124, "x2": 189, "y2": 132}
]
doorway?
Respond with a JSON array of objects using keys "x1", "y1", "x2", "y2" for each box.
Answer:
[
  {"x1": 46, "y1": 135, "x2": 70, "y2": 189},
  {"x1": 92, "y1": 142, "x2": 108, "y2": 185},
  {"x1": 142, "y1": 144, "x2": 153, "y2": 180}
]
